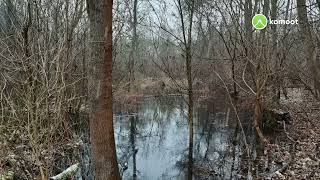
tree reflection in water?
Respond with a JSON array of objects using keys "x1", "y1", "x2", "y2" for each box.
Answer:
[{"x1": 114, "y1": 95, "x2": 251, "y2": 179}]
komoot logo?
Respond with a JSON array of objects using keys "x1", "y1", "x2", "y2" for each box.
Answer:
[
  {"x1": 252, "y1": 14, "x2": 298, "y2": 30},
  {"x1": 252, "y1": 14, "x2": 268, "y2": 30}
]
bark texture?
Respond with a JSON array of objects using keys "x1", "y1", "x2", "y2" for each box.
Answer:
[
  {"x1": 87, "y1": 0, "x2": 121, "y2": 179},
  {"x1": 297, "y1": 0, "x2": 320, "y2": 97}
]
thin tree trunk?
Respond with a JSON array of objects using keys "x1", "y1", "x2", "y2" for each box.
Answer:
[
  {"x1": 128, "y1": 0, "x2": 138, "y2": 91},
  {"x1": 244, "y1": 0, "x2": 255, "y2": 90},
  {"x1": 232, "y1": 27, "x2": 237, "y2": 95},
  {"x1": 177, "y1": 0, "x2": 195, "y2": 179},
  {"x1": 261, "y1": 0, "x2": 270, "y2": 39},
  {"x1": 187, "y1": 47, "x2": 194, "y2": 180},
  {"x1": 244, "y1": 0, "x2": 252, "y2": 40},
  {"x1": 271, "y1": 0, "x2": 280, "y2": 104},
  {"x1": 279, "y1": 0, "x2": 291, "y2": 99},
  {"x1": 186, "y1": 1, "x2": 195, "y2": 179},
  {"x1": 87, "y1": 0, "x2": 121, "y2": 179},
  {"x1": 253, "y1": 81, "x2": 268, "y2": 145}
]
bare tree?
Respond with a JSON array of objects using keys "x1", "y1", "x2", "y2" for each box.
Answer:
[
  {"x1": 297, "y1": 0, "x2": 320, "y2": 97},
  {"x1": 175, "y1": 0, "x2": 196, "y2": 179}
]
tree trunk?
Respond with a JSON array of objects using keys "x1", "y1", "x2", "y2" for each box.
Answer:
[
  {"x1": 279, "y1": 0, "x2": 291, "y2": 99},
  {"x1": 261, "y1": 0, "x2": 270, "y2": 39},
  {"x1": 271, "y1": 0, "x2": 280, "y2": 104},
  {"x1": 130, "y1": 117, "x2": 137, "y2": 179},
  {"x1": 244, "y1": 0, "x2": 252, "y2": 40},
  {"x1": 128, "y1": 0, "x2": 138, "y2": 91},
  {"x1": 177, "y1": 0, "x2": 195, "y2": 179},
  {"x1": 87, "y1": 0, "x2": 121, "y2": 179},
  {"x1": 186, "y1": 1, "x2": 195, "y2": 179},
  {"x1": 297, "y1": 0, "x2": 320, "y2": 97},
  {"x1": 187, "y1": 44, "x2": 194, "y2": 180}
]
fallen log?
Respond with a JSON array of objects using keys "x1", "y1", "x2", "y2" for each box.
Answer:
[{"x1": 50, "y1": 163, "x2": 80, "y2": 180}]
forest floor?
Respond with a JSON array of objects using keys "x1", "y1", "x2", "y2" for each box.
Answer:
[{"x1": 257, "y1": 88, "x2": 320, "y2": 179}]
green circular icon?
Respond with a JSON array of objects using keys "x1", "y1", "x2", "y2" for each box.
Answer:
[{"x1": 252, "y1": 14, "x2": 268, "y2": 30}]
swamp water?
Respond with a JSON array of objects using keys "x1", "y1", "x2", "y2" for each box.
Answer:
[{"x1": 114, "y1": 96, "x2": 252, "y2": 180}]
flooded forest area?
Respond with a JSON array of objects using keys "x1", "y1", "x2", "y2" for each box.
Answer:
[{"x1": 0, "y1": 0, "x2": 320, "y2": 179}]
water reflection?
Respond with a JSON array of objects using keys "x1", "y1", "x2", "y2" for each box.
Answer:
[{"x1": 114, "y1": 96, "x2": 250, "y2": 180}]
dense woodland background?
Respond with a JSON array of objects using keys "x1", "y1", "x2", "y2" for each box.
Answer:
[{"x1": 0, "y1": 0, "x2": 319, "y2": 179}]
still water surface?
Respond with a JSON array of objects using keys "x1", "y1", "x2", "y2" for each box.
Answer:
[{"x1": 114, "y1": 96, "x2": 251, "y2": 180}]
